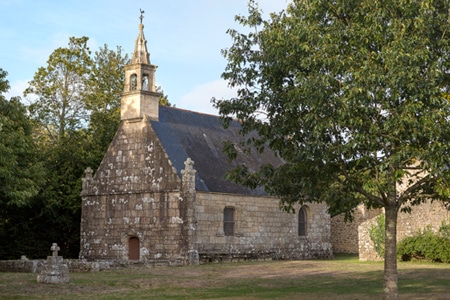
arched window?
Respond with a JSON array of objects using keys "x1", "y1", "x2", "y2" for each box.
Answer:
[
  {"x1": 298, "y1": 207, "x2": 307, "y2": 236},
  {"x1": 130, "y1": 74, "x2": 137, "y2": 90},
  {"x1": 128, "y1": 237, "x2": 140, "y2": 260},
  {"x1": 223, "y1": 207, "x2": 235, "y2": 236}
]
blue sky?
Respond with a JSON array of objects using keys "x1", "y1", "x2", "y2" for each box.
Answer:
[{"x1": 0, "y1": 0, "x2": 288, "y2": 115}]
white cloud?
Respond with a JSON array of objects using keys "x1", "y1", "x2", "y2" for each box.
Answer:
[
  {"x1": 259, "y1": 0, "x2": 289, "y2": 14},
  {"x1": 176, "y1": 79, "x2": 238, "y2": 115},
  {"x1": 4, "y1": 79, "x2": 30, "y2": 101}
]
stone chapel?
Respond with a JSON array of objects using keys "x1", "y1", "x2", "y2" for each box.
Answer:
[{"x1": 79, "y1": 20, "x2": 333, "y2": 265}]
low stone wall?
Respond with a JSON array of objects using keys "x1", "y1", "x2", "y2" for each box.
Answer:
[
  {"x1": 0, "y1": 259, "x2": 45, "y2": 273},
  {"x1": 0, "y1": 258, "x2": 184, "y2": 273}
]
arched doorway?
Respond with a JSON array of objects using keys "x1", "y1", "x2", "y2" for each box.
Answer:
[{"x1": 128, "y1": 237, "x2": 140, "y2": 260}]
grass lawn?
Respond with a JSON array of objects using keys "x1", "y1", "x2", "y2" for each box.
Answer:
[{"x1": 0, "y1": 254, "x2": 449, "y2": 299}]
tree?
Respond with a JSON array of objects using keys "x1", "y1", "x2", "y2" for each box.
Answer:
[
  {"x1": 84, "y1": 44, "x2": 128, "y2": 114},
  {"x1": 213, "y1": 1, "x2": 450, "y2": 299},
  {"x1": 0, "y1": 69, "x2": 46, "y2": 259},
  {"x1": 0, "y1": 69, "x2": 44, "y2": 207},
  {"x1": 9, "y1": 40, "x2": 130, "y2": 258},
  {"x1": 84, "y1": 44, "x2": 129, "y2": 165},
  {"x1": 24, "y1": 37, "x2": 92, "y2": 142},
  {"x1": 156, "y1": 86, "x2": 172, "y2": 106}
]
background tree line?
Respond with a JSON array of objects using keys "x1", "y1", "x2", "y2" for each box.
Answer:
[{"x1": 0, "y1": 37, "x2": 169, "y2": 259}]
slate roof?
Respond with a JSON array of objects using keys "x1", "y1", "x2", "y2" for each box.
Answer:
[{"x1": 150, "y1": 105, "x2": 284, "y2": 196}]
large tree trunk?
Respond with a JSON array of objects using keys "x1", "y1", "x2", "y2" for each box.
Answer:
[{"x1": 383, "y1": 204, "x2": 399, "y2": 300}]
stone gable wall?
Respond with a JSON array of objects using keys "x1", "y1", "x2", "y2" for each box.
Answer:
[
  {"x1": 80, "y1": 119, "x2": 190, "y2": 265},
  {"x1": 195, "y1": 192, "x2": 333, "y2": 261},
  {"x1": 82, "y1": 119, "x2": 180, "y2": 195}
]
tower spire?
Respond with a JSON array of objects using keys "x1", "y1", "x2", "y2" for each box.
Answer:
[
  {"x1": 132, "y1": 9, "x2": 150, "y2": 64},
  {"x1": 121, "y1": 10, "x2": 161, "y2": 121}
]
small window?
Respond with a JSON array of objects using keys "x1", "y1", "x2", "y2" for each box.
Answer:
[
  {"x1": 298, "y1": 207, "x2": 307, "y2": 236},
  {"x1": 223, "y1": 207, "x2": 235, "y2": 236}
]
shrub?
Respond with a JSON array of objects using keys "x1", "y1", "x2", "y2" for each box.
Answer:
[
  {"x1": 397, "y1": 224, "x2": 450, "y2": 263},
  {"x1": 368, "y1": 214, "x2": 385, "y2": 257},
  {"x1": 438, "y1": 221, "x2": 450, "y2": 239}
]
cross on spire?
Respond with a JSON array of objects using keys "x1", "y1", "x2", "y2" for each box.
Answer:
[
  {"x1": 139, "y1": 9, "x2": 145, "y2": 24},
  {"x1": 131, "y1": 9, "x2": 150, "y2": 65}
]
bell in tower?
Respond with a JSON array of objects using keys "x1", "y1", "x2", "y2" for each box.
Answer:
[{"x1": 121, "y1": 10, "x2": 162, "y2": 121}]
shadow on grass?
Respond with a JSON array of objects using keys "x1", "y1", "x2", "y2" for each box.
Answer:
[
  {"x1": 0, "y1": 259, "x2": 448, "y2": 300},
  {"x1": 149, "y1": 267, "x2": 449, "y2": 300}
]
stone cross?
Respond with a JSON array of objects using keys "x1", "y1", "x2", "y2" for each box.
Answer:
[
  {"x1": 184, "y1": 157, "x2": 194, "y2": 171},
  {"x1": 181, "y1": 158, "x2": 196, "y2": 192},
  {"x1": 51, "y1": 243, "x2": 60, "y2": 257}
]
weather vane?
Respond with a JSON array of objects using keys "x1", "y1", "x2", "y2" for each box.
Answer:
[{"x1": 139, "y1": 9, "x2": 145, "y2": 24}]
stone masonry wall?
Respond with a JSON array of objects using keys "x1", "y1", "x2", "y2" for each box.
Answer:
[
  {"x1": 195, "y1": 192, "x2": 333, "y2": 262},
  {"x1": 0, "y1": 259, "x2": 168, "y2": 273},
  {"x1": 331, "y1": 206, "x2": 382, "y2": 253},
  {"x1": 397, "y1": 201, "x2": 449, "y2": 240},
  {"x1": 80, "y1": 191, "x2": 187, "y2": 263},
  {"x1": 80, "y1": 117, "x2": 333, "y2": 265},
  {"x1": 82, "y1": 118, "x2": 180, "y2": 195},
  {"x1": 358, "y1": 201, "x2": 449, "y2": 261},
  {"x1": 358, "y1": 215, "x2": 383, "y2": 261},
  {"x1": 80, "y1": 119, "x2": 191, "y2": 264}
]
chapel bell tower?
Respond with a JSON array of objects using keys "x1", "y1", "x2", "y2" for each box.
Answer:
[{"x1": 121, "y1": 11, "x2": 161, "y2": 121}]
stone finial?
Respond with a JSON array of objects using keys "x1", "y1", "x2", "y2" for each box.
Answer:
[
  {"x1": 183, "y1": 158, "x2": 195, "y2": 172},
  {"x1": 51, "y1": 243, "x2": 60, "y2": 257},
  {"x1": 84, "y1": 167, "x2": 93, "y2": 179},
  {"x1": 181, "y1": 158, "x2": 196, "y2": 192},
  {"x1": 81, "y1": 167, "x2": 93, "y2": 193}
]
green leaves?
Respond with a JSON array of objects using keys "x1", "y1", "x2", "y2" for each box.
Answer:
[
  {"x1": 25, "y1": 36, "x2": 92, "y2": 142},
  {"x1": 215, "y1": 0, "x2": 450, "y2": 212},
  {"x1": 0, "y1": 71, "x2": 44, "y2": 207},
  {"x1": 215, "y1": 4, "x2": 450, "y2": 296},
  {"x1": 1, "y1": 38, "x2": 130, "y2": 258}
]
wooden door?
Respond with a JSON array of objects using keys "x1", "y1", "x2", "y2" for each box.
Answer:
[{"x1": 128, "y1": 237, "x2": 140, "y2": 260}]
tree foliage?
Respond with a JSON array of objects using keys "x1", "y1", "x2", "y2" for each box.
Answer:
[
  {"x1": 0, "y1": 37, "x2": 130, "y2": 259},
  {"x1": 0, "y1": 69, "x2": 46, "y2": 259},
  {"x1": 369, "y1": 214, "x2": 385, "y2": 258},
  {"x1": 0, "y1": 69, "x2": 44, "y2": 208},
  {"x1": 84, "y1": 44, "x2": 129, "y2": 165},
  {"x1": 213, "y1": 1, "x2": 450, "y2": 299},
  {"x1": 25, "y1": 37, "x2": 92, "y2": 142},
  {"x1": 156, "y1": 86, "x2": 172, "y2": 106},
  {"x1": 85, "y1": 44, "x2": 127, "y2": 114}
]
